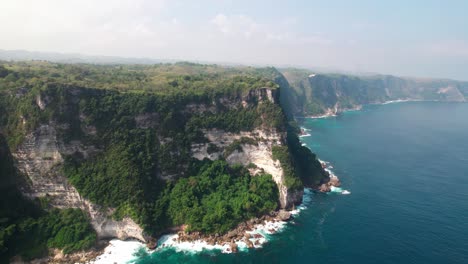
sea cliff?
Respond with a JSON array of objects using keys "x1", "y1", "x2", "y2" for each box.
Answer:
[{"x1": 0, "y1": 62, "x2": 329, "y2": 262}]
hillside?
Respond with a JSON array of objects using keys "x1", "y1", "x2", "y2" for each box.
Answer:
[
  {"x1": 0, "y1": 62, "x2": 328, "y2": 261},
  {"x1": 280, "y1": 68, "x2": 468, "y2": 116}
]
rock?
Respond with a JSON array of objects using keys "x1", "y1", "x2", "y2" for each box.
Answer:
[
  {"x1": 245, "y1": 233, "x2": 251, "y2": 239},
  {"x1": 328, "y1": 176, "x2": 341, "y2": 187},
  {"x1": 253, "y1": 233, "x2": 263, "y2": 239},
  {"x1": 245, "y1": 238, "x2": 254, "y2": 248},
  {"x1": 146, "y1": 239, "x2": 157, "y2": 250},
  {"x1": 226, "y1": 229, "x2": 239, "y2": 239},
  {"x1": 277, "y1": 210, "x2": 291, "y2": 221},
  {"x1": 319, "y1": 183, "x2": 330, "y2": 192},
  {"x1": 230, "y1": 242, "x2": 238, "y2": 253}
]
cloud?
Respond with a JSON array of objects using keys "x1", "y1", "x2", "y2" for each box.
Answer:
[
  {"x1": 0, "y1": 0, "x2": 169, "y2": 53},
  {"x1": 210, "y1": 13, "x2": 261, "y2": 38},
  {"x1": 209, "y1": 13, "x2": 332, "y2": 45}
]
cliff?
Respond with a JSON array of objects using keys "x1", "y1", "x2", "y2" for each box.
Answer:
[
  {"x1": 0, "y1": 62, "x2": 329, "y2": 261},
  {"x1": 280, "y1": 69, "x2": 468, "y2": 116}
]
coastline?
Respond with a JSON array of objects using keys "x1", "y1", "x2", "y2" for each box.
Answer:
[
  {"x1": 90, "y1": 189, "x2": 315, "y2": 263},
  {"x1": 90, "y1": 160, "x2": 347, "y2": 263}
]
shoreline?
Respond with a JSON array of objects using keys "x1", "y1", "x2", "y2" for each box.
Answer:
[{"x1": 90, "y1": 190, "x2": 314, "y2": 263}]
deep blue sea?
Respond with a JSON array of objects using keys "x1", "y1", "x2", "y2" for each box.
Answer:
[{"x1": 136, "y1": 102, "x2": 468, "y2": 264}]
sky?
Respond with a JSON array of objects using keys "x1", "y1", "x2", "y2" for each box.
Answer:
[{"x1": 1, "y1": 0, "x2": 468, "y2": 80}]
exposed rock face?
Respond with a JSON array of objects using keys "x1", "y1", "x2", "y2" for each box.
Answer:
[
  {"x1": 242, "y1": 87, "x2": 278, "y2": 107},
  {"x1": 36, "y1": 94, "x2": 48, "y2": 110},
  {"x1": 13, "y1": 124, "x2": 146, "y2": 242},
  {"x1": 277, "y1": 210, "x2": 292, "y2": 221},
  {"x1": 191, "y1": 129, "x2": 301, "y2": 209},
  {"x1": 437, "y1": 86, "x2": 466, "y2": 102}
]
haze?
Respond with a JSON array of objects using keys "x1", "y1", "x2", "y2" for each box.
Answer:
[{"x1": 1, "y1": 0, "x2": 467, "y2": 80}]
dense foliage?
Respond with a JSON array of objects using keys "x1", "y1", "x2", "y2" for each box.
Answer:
[
  {"x1": 0, "y1": 61, "x2": 278, "y2": 95},
  {"x1": 168, "y1": 160, "x2": 278, "y2": 234},
  {"x1": 285, "y1": 122, "x2": 328, "y2": 186},
  {"x1": 272, "y1": 146, "x2": 303, "y2": 190}
]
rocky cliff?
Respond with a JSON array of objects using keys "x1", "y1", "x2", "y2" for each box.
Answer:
[
  {"x1": 12, "y1": 123, "x2": 146, "y2": 242},
  {"x1": 1, "y1": 83, "x2": 324, "y2": 245}
]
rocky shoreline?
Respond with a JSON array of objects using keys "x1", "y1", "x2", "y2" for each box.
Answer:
[
  {"x1": 162, "y1": 209, "x2": 294, "y2": 253},
  {"x1": 318, "y1": 160, "x2": 342, "y2": 192}
]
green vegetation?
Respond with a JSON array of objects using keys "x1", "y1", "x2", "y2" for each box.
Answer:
[
  {"x1": 168, "y1": 160, "x2": 278, "y2": 234},
  {"x1": 272, "y1": 146, "x2": 303, "y2": 190},
  {"x1": 285, "y1": 122, "x2": 328, "y2": 186},
  {"x1": 0, "y1": 61, "x2": 278, "y2": 95}
]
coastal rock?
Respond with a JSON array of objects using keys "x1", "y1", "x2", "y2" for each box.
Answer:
[
  {"x1": 230, "y1": 242, "x2": 238, "y2": 253},
  {"x1": 328, "y1": 176, "x2": 341, "y2": 187},
  {"x1": 277, "y1": 210, "x2": 292, "y2": 221},
  {"x1": 319, "y1": 183, "x2": 331, "y2": 192},
  {"x1": 245, "y1": 238, "x2": 254, "y2": 248},
  {"x1": 146, "y1": 238, "x2": 157, "y2": 250}
]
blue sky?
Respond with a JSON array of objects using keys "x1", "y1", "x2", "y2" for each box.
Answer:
[{"x1": 1, "y1": 0, "x2": 467, "y2": 80}]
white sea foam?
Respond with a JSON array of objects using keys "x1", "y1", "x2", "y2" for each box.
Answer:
[
  {"x1": 158, "y1": 234, "x2": 232, "y2": 253},
  {"x1": 299, "y1": 133, "x2": 311, "y2": 137},
  {"x1": 156, "y1": 208, "x2": 294, "y2": 254},
  {"x1": 91, "y1": 239, "x2": 147, "y2": 264},
  {"x1": 381, "y1": 99, "x2": 411, "y2": 105},
  {"x1": 319, "y1": 159, "x2": 351, "y2": 195}
]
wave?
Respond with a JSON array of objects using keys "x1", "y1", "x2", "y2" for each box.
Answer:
[
  {"x1": 92, "y1": 239, "x2": 146, "y2": 264},
  {"x1": 319, "y1": 159, "x2": 351, "y2": 195},
  {"x1": 92, "y1": 189, "x2": 315, "y2": 262}
]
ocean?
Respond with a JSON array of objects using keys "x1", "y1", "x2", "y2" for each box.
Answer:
[{"x1": 103, "y1": 101, "x2": 468, "y2": 264}]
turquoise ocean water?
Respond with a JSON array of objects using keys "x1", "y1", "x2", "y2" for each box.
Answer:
[{"x1": 135, "y1": 102, "x2": 468, "y2": 264}]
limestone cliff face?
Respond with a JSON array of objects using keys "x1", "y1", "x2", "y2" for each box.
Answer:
[
  {"x1": 191, "y1": 129, "x2": 302, "y2": 209},
  {"x1": 13, "y1": 124, "x2": 145, "y2": 242}
]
